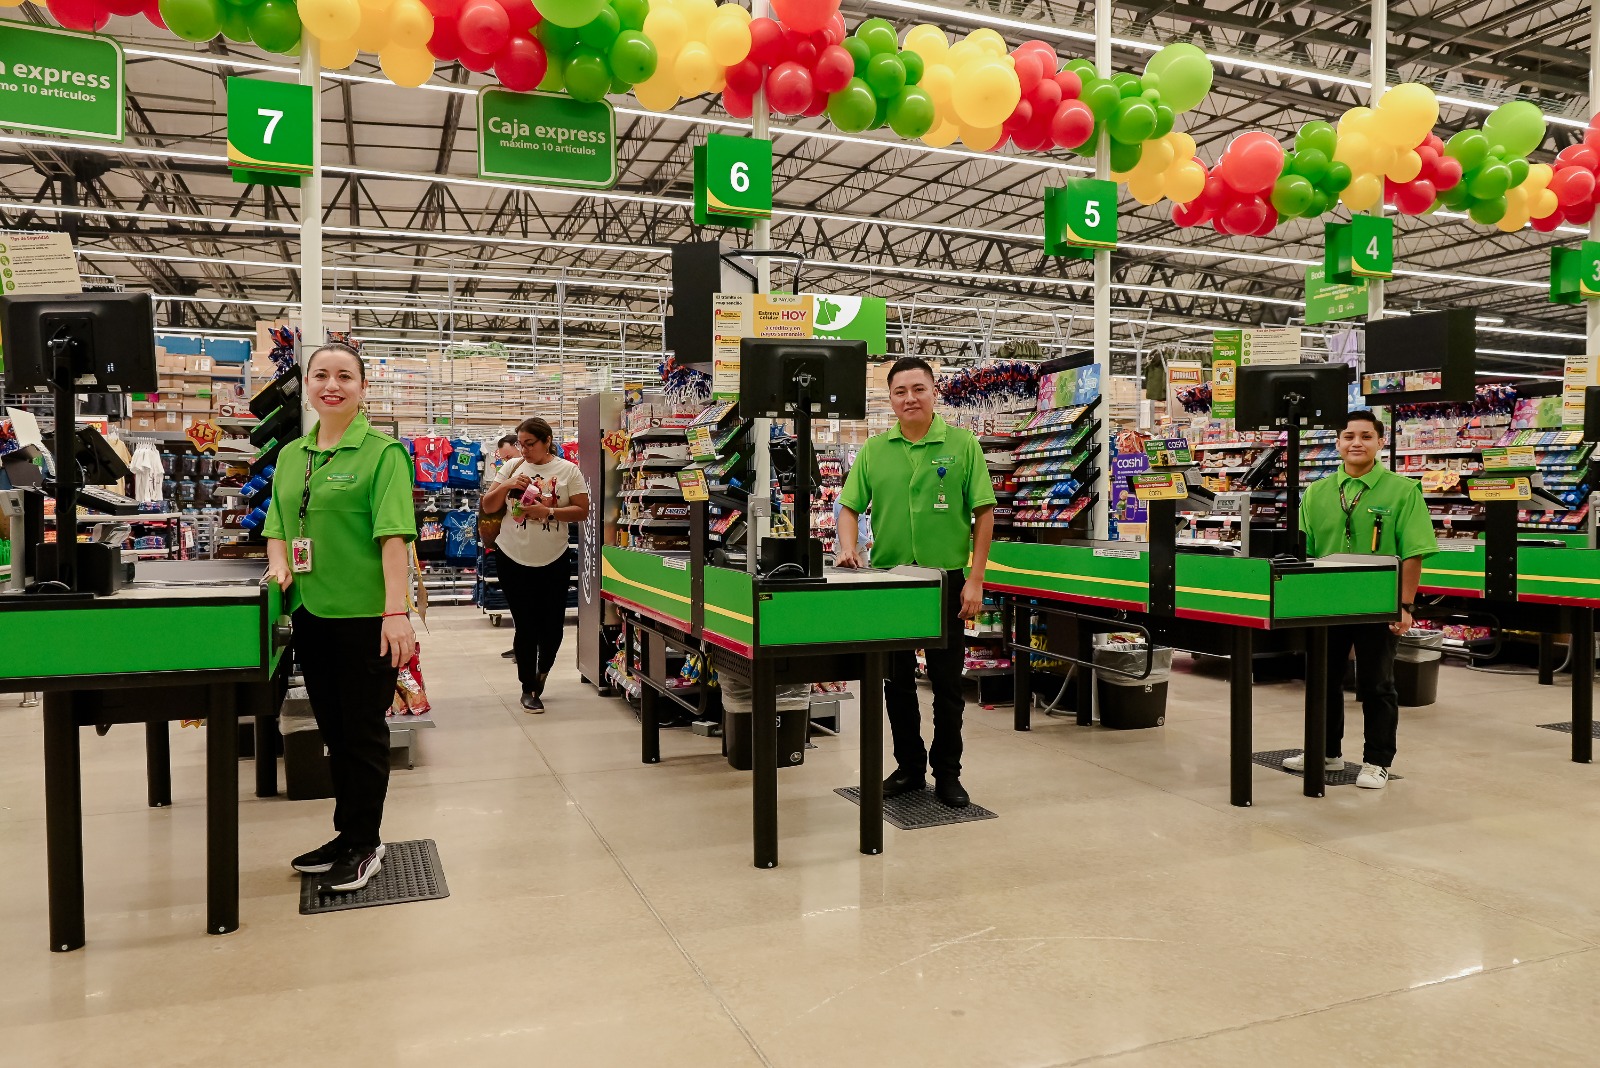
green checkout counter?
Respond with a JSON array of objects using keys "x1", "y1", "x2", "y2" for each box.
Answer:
[
  {"x1": 601, "y1": 543, "x2": 946, "y2": 869},
  {"x1": 0, "y1": 559, "x2": 292, "y2": 951}
]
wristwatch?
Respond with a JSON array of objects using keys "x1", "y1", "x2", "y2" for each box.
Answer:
[{"x1": 1400, "y1": 602, "x2": 1415, "y2": 612}]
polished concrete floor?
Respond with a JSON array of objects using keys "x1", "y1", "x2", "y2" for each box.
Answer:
[{"x1": 2, "y1": 609, "x2": 1597, "y2": 1066}]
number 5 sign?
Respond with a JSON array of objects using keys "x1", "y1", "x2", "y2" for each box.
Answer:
[
  {"x1": 702, "y1": 133, "x2": 772, "y2": 219},
  {"x1": 226, "y1": 77, "x2": 313, "y2": 183},
  {"x1": 1044, "y1": 179, "x2": 1117, "y2": 258}
]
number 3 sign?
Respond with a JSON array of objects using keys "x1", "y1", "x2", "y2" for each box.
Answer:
[{"x1": 226, "y1": 77, "x2": 313, "y2": 181}]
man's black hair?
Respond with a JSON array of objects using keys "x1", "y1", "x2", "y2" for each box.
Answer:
[
  {"x1": 886, "y1": 356, "x2": 936, "y2": 387},
  {"x1": 1340, "y1": 409, "x2": 1385, "y2": 436}
]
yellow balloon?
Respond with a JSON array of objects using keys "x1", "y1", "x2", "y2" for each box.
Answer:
[
  {"x1": 946, "y1": 39, "x2": 983, "y2": 71},
  {"x1": 950, "y1": 58, "x2": 1020, "y2": 129},
  {"x1": 1525, "y1": 162, "x2": 1553, "y2": 193},
  {"x1": 388, "y1": 0, "x2": 433, "y2": 50},
  {"x1": 1165, "y1": 159, "x2": 1206, "y2": 203},
  {"x1": 966, "y1": 28, "x2": 1008, "y2": 57},
  {"x1": 919, "y1": 63, "x2": 955, "y2": 113},
  {"x1": 379, "y1": 47, "x2": 434, "y2": 88},
  {"x1": 674, "y1": 41, "x2": 718, "y2": 97},
  {"x1": 715, "y1": 2, "x2": 750, "y2": 25},
  {"x1": 633, "y1": 74, "x2": 680, "y2": 112},
  {"x1": 705, "y1": 10, "x2": 751, "y2": 66},
  {"x1": 1333, "y1": 130, "x2": 1374, "y2": 172},
  {"x1": 319, "y1": 35, "x2": 362, "y2": 70},
  {"x1": 1376, "y1": 82, "x2": 1438, "y2": 147},
  {"x1": 0, "y1": 0, "x2": 25, "y2": 7},
  {"x1": 1339, "y1": 106, "x2": 1375, "y2": 135},
  {"x1": 1139, "y1": 136, "x2": 1175, "y2": 174},
  {"x1": 1386, "y1": 149, "x2": 1422, "y2": 184},
  {"x1": 904, "y1": 24, "x2": 949, "y2": 60},
  {"x1": 959, "y1": 124, "x2": 1003, "y2": 152},
  {"x1": 1535, "y1": 189, "x2": 1559, "y2": 217},
  {"x1": 643, "y1": 9, "x2": 689, "y2": 60},
  {"x1": 355, "y1": 5, "x2": 391, "y2": 52},
  {"x1": 923, "y1": 120, "x2": 961, "y2": 149},
  {"x1": 300, "y1": 0, "x2": 363, "y2": 43},
  {"x1": 1340, "y1": 173, "x2": 1383, "y2": 211},
  {"x1": 680, "y1": 0, "x2": 717, "y2": 36},
  {"x1": 1127, "y1": 170, "x2": 1165, "y2": 205},
  {"x1": 1168, "y1": 131, "x2": 1197, "y2": 161}
]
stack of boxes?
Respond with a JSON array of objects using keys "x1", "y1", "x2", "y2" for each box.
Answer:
[{"x1": 129, "y1": 347, "x2": 272, "y2": 433}]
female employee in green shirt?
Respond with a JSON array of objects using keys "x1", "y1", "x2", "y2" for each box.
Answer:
[
  {"x1": 1289, "y1": 409, "x2": 1437, "y2": 790},
  {"x1": 264, "y1": 343, "x2": 418, "y2": 892}
]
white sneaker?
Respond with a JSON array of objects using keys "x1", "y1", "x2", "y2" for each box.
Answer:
[
  {"x1": 1355, "y1": 764, "x2": 1390, "y2": 790},
  {"x1": 1283, "y1": 752, "x2": 1343, "y2": 772}
]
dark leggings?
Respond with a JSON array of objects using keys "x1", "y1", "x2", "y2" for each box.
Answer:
[
  {"x1": 496, "y1": 548, "x2": 572, "y2": 690},
  {"x1": 292, "y1": 609, "x2": 398, "y2": 851}
]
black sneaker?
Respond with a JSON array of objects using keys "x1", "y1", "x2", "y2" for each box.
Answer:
[
  {"x1": 882, "y1": 768, "x2": 927, "y2": 797},
  {"x1": 521, "y1": 691, "x2": 545, "y2": 713},
  {"x1": 934, "y1": 778, "x2": 971, "y2": 809},
  {"x1": 317, "y1": 844, "x2": 385, "y2": 893},
  {"x1": 501, "y1": 649, "x2": 516, "y2": 659},
  {"x1": 291, "y1": 838, "x2": 345, "y2": 874}
]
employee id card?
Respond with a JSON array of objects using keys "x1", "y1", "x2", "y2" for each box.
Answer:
[{"x1": 291, "y1": 537, "x2": 314, "y2": 574}]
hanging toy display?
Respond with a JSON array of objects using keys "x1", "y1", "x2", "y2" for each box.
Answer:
[
  {"x1": 658, "y1": 355, "x2": 713, "y2": 407},
  {"x1": 934, "y1": 361, "x2": 1039, "y2": 410}
]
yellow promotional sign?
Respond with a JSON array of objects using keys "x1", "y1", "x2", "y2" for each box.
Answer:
[
  {"x1": 1466, "y1": 476, "x2": 1531, "y2": 502},
  {"x1": 1131, "y1": 472, "x2": 1189, "y2": 501}
]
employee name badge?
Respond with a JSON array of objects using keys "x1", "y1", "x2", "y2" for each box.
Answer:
[
  {"x1": 291, "y1": 537, "x2": 314, "y2": 574},
  {"x1": 934, "y1": 460, "x2": 951, "y2": 510}
]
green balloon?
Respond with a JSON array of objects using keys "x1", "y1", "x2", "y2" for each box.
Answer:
[
  {"x1": 901, "y1": 50, "x2": 924, "y2": 86},
  {"x1": 610, "y1": 75, "x2": 630, "y2": 94},
  {"x1": 1142, "y1": 42, "x2": 1212, "y2": 114},
  {"x1": 1445, "y1": 129, "x2": 1490, "y2": 171},
  {"x1": 1062, "y1": 58, "x2": 1095, "y2": 82},
  {"x1": 1107, "y1": 97, "x2": 1157, "y2": 144},
  {"x1": 866, "y1": 53, "x2": 906, "y2": 100},
  {"x1": 1108, "y1": 137, "x2": 1143, "y2": 172},
  {"x1": 870, "y1": 94, "x2": 890, "y2": 130},
  {"x1": 1325, "y1": 160, "x2": 1352, "y2": 192},
  {"x1": 1294, "y1": 120, "x2": 1337, "y2": 158},
  {"x1": 218, "y1": 4, "x2": 250, "y2": 42},
  {"x1": 538, "y1": 21, "x2": 581, "y2": 55},
  {"x1": 857, "y1": 18, "x2": 899, "y2": 56},
  {"x1": 612, "y1": 0, "x2": 647, "y2": 32},
  {"x1": 1482, "y1": 100, "x2": 1546, "y2": 160},
  {"x1": 844, "y1": 38, "x2": 872, "y2": 78},
  {"x1": 1306, "y1": 190, "x2": 1331, "y2": 218},
  {"x1": 1289, "y1": 148, "x2": 1329, "y2": 183},
  {"x1": 1438, "y1": 183, "x2": 1472, "y2": 211},
  {"x1": 609, "y1": 30, "x2": 656, "y2": 84},
  {"x1": 537, "y1": 0, "x2": 608, "y2": 30},
  {"x1": 827, "y1": 78, "x2": 878, "y2": 134},
  {"x1": 248, "y1": 0, "x2": 301, "y2": 54},
  {"x1": 578, "y1": 8, "x2": 620, "y2": 50},
  {"x1": 1083, "y1": 78, "x2": 1121, "y2": 121},
  {"x1": 1468, "y1": 161, "x2": 1512, "y2": 200},
  {"x1": 1152, "y1": 104, "x2": 1174, "y2": 139},
  {"x1": 887, "y1": 87, "x2": 935, "y2": 139},
  {"x1": 1111, "y1": 72, "x2": 1142, "y2": 97},
  {"x1": 564, "y1": 49, "x2": 612, "y2": 103},
  {"x1": 1468, "y1": 195, "x2": 1508, "y2": 225},
  {"x1": 1270, "y1": 174, "x2": 1315, "y2": 218},
  {"x1": 1506, "y1": 157, "x2": 1530, "y2": 187},
  {"x1": 539, "y1": 60, "x2": 565, "y2": 93}
]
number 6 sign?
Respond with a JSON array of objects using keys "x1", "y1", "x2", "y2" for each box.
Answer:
[
  {"x1": 703, "y1": 133, "x2": 773, "y2": 220},
  {"x1": 226, "y1": 77, "x2": 313, "y2": 179}
]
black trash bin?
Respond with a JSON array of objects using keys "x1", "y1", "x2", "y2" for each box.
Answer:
[
  {"x1": 1395, "y1": 629, "x2": 1443, "y2": 707},
  {"x1": 720, "y1": 675, "x2": 810, "y2": 770},
  {"x1": 1094, "y1": 644, "x2": 1173, "y2": 729}
]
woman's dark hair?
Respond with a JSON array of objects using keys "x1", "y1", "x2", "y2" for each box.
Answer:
[
  {"x1": 306, "y1": 342, "x2": 366, "y2": 383},
  {"x1": 497, "y1": 434, "x2": 518, "y2": 449},
  {"x1": 517, "y1": 416, "x2": 553, "y2": 445}
]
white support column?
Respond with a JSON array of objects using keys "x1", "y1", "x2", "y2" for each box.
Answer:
[
  {"x1": 1368, "y1": 0, "x2": 1386, "y2": 324},
  {"x1": 1091, "y1": 0, "x2": 1112, "y2": 538},
  {"x1": 749, "y1": 0, "x2": 774, "y2": 569},
  {"x1": 1589, "y1": 0, "x2": 1600, "y2": 354},
  {"x1": 299, "y1": 38, "x2": 324, "y2": 433}
]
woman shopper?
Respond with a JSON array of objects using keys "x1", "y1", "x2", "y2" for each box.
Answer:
[
  {"x1": 264, "y1": 343, "x2": 418, "y2": 893},
  {"x1": 480, "y1": 416, "x2": 589, "y2": 712}
]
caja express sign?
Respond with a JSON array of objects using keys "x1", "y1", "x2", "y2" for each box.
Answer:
[
  {"x1": 477, "y1": 88, "x2": 617, "y2": 190},
  {"x1": 0, "y1": 22, "x2": 124, "y2": 142}
]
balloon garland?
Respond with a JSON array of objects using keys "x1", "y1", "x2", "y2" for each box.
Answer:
[{"x1": 21, "y1": 1, "x2": 1596, "y2": 238}]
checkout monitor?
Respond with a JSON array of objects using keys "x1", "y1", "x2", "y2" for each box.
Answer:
[
  {"x1": 0, "y1": 292, "x2": 158, "y2": 395},
  {"x1": 1235, "y1": 362, "x2": 1350, "y2": 432},
  {"x1": 738, "y1": 338, "x2": 868, "y2": 420}
]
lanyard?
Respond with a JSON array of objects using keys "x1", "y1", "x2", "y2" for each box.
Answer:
[
  {"x1": 1338, "y1": 478, "x2": 1368, "y2": 547},
  {"x1": 298, "y1": 448, "x2": 327, "y2": 539}
]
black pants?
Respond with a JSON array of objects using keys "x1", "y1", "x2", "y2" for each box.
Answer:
[
  {"x1": 885, "y1": 570, "x2": 967, "y2": 781},
  {"x1": 496, "y1": 547, "x2": 572, "y2": 691},
  {"x1": 1324, "y1": 622, "x2": 1400, "y2": 767},
  {"x1": 293, "y1": 609, "x2": 398, "y2": 852}
]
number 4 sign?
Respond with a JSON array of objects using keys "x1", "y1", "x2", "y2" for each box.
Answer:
[
  {"x1": 226, "y1": 77, "x2": 313, "y2": 186},
  {"x1": 1325, "y1": 215, "x2": 1394, "y2": 285}
]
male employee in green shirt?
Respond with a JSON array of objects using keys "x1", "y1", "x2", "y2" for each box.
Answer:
[
  {"x1": 837, "y1": 356, "x2": 997, "y2": 808},
  {"x1": 1290, "y1": 409, "x2": 1437, "y2": 790}
]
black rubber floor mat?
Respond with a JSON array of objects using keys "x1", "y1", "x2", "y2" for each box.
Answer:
[
  {"x1": 1252, "y1": 750, "x2": 1402, "y2": 785},
  {"x1": 299, "y1": 839, "x2": 449, "y2": 915},
  {"x1": 834, "y1": 786, "x2": 998, "y2": 829},
  {"x1": 1538, "y1": 722, "x2": 1600, "y2": 738}
]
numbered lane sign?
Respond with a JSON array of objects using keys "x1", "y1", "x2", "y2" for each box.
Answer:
[
  {"x1": 1550, "y1": 247, "x2": 1583, "y2": 304},
  {"x1": 692, "y1": 144, "x2": 754, "y2": 230},
  {"x1": 1043, "y1": 181, "x2": 1116, "y2": 258},
  {"x1": 1325, "y1": 215, "x2": 1394, "y2": 285},
  {"x1": 702, "y1": 132, "x2": 772, "y2": 219},
  {"x1": 226, "y1": 78, "x2": 313, "y2": 180},
  {"x1": 1578, "y1": 240, "x2": 1600, "y2": 299}
]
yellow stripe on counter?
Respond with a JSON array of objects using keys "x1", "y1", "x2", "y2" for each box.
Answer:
[
  {"x1": 1175, "y1": 585, "x2": 1270, "y2": 602},
  {"x1": 985, "y1": 559, "x2": 1149, "y2": 590},
  {"x1": 1422, "y1": 567, "x2": 1484, "y2": 577},
  {"x1": 1521, "y1": 573, "x2": 1600, "y2": 586},
  {"x1": 601, "y1": 558, "x2": 754, "y2": 625}
]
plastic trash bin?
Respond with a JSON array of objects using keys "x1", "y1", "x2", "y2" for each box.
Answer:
[
  {"x1": 1094, "y1": 643, "x2": 1173, "y2": 729},
  {"x1": 721, "y1": 675, "x2": 811, "y2": 770},
  {"x1": 1395, "y1": 629, "x2": 1444, "y2": 707}
]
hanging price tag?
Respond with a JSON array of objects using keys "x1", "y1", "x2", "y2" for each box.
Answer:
[
  {"x1": 1131, "y1": 472, "x2": 1189, "y2": 501},
  {"x1": 1466, "y1": 476, "x2": 1531, "y2": 502}
]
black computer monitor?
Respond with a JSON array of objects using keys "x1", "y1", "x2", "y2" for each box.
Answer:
[
  {"x1": 0, "y1": 292, "x2": 158, "y2": 394},
  {"x1": 737, "y1": 338, "x2": 868, "y2": 419},
  {"x1": 1235, "y1": 363, "x2": 1350, "y2": 431},
  {"x1": 1363, "y1": 308, "x2": 1476, "y2": 405}
]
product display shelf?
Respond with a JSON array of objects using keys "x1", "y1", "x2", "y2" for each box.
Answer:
[
  {"x1": 617, "y1": 401, "x2": 698, "y2": 554},
  {"x1": 1004, "y1": 383, "x2": 1101, "y2": 535},
  {"x1": 1501, "y1": 430, "x2": 1594, "y2": 532},
  {"x1": 1387, "y1": 411, "x2": 1511, "y2": 532},
  {"x1": 812, "y1": 451, "x2": 844, "y2": 555}
]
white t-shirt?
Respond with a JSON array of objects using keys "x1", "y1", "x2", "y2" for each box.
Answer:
[{"x1": 492, "y1": 456, "x2": 589, "y2": 567}]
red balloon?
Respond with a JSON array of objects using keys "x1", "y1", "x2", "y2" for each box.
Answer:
[
  {"x1": 1531, "y1": 210, "x2": 1566, "y2": 233},
  {"x1": 494, "y1": 34, "x2": 548, "y2": 92},
  {"x1": 813, "y1": 45, "x2": 853, "y2": 94},
  {"x1": 1012, "y1": 122, "x2": 1049, "y2": 154},
  {"x1": 1251, "y1": 205, "x2": 1279, "y2": 237},
  {"x1": 1432, "y1": 155, "x2": 1463, "y2": 192},
  {"x1": 1219, "y1": 132, "x2": 1284, "y2": 196},
  {"x1": 1552, "y1": 167, "x2": 1597, "y2": 209},
  {"x1": 822, "y1": 12, "x2": 846, "y2": 46},
  {"x1": 1198, "y1": 173, "x2": 1230, "y2": 212},
  {"x1": 429, "y1": 16, "x2": 465, "y2": 61},
  {"x1": 1220, "y1": 195, "x2": 1269, "y2": 234},
  {"x1": 726, "y1": 58, "x2": 764, "y2": 95},
  {"x1": 1587, "y1": 113, "x2": 1600, "y2": 147},
  {"x1": 497, "y1": 0, "x2": 539, "y2": 34},
  {"x1": 1172, "y1": 200, "x2": 1210, "y2": 227},
  {"x1": 765, "y1": 61, "x2": 814, "y2": 116},
  {"x1": 1031, "y1": 78, "x2": 1062, "y2": 115},
  {"x1": 1012, "y1": 52, "x2": 1045, "y2": 96},
  {"x1": 1049, "y1": 99, "x2": 1094, "y2": 150},
  {"x1": 1007, "y1": 98, "x2": 1034, "y2": 131},
  {"x1": 1212, "y1": 214, "x2": 1236, "y2": 236},
  {"x1": 460, "y1": 49, "x2": 497, "y2": 74},
  {"x1": 723, "y1": 85, "x2": 754, "y2": 119},
  {"x1": 1394, "y1": 179, "x2": 1436, "y2": 215},
  {"x1": 769, "y1": 0, "x2": 841, "y2": 35},
  {"x1": 1054, "y1": 70, "x2": 1082, "y2": 100},
  {"x1": 803, "y1": 89, "x2": 830, "y2": 117},
  {"x1": 459, "y1": 0, "x2": 511, "y2": 57},
  {"x1": 1568, "y1": 201, "x2": 1597, "y2": 225},
  {"x1": 104, "y1": 0, "x2": 148, "y2": 16},
  {"x1": 142, "y1": 0, "x2": 164, "y2": 26},
  {"x1": 748, "y1": 17, "x2": 787, "y2": 68},
  {"x1": 1015, "y1": 40, "x2": 1057, "y2": 67},
  {"x1": 47, "y1": 0, "x2": 109, "y2": 32}
]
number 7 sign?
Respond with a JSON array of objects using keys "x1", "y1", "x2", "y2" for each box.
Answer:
[{"x1": 226, "y1": 77, "x2": 313, "y2": 180}]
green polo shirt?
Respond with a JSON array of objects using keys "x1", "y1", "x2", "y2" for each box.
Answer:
[
  {"x1": 839, "y1": 414, "x2": 997, "y2": 570},
  {"x1": 1299, "y1": 463, "x2": 1437, "y2": 561},
  {"x1": 263, "y1": 412, "x2": 417, "y2": 618}
]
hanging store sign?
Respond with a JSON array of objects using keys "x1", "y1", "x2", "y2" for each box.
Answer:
[
  {"x1": 227, "y1": 77, "x2": 314, "y2": 183},
  {"x1": 0, "y1": 230, "x2": 81, "y2": 296},
  {"x1": 1044, "y1": 179, "x2": 1117, "y2": 258},
  {"x1": 477, "y1": 88, "x2": 617, "y2": 189},
  {"x1": 0, "y1": 22, "x2": 124, "y2": 142},
  {"x1": 1304, "y1": 265, "x2": 1369, "y2": 324},
  {"x1": 699, "y1": 133, "x2": 772, "y2": 219},
  {"x1": 1325, "y1": 215, "x2": 1393, "y2": 283},
  {"x1": 810, "y1": 294, "x2": 887, "y2": 354}
]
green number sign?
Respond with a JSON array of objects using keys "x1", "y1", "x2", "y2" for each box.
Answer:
[
  {"x1": 691, "y1": 143, "x2": 752, "y2": 230},
  {"x1": 0, "y1": 22, "x2": 124, "y2": 142},
  {"x1": 1578, "y1": 240, "x2": 1600, "y2": 299},
  {"x1": 477, "y1": 88, "x2": 617, "y2": 189},
  {"x1": 702, "y1": 133, "x2": 772, "y2": 219},
  {"x1": 1326, "y1": 215, "x2": 1393, "y2": 284},
  {"x1": 1064, "y1": 178, "x2": 1118, "y2": 249},
  {"x1": 1551, "y1": 247, "x2": 1583, "y2": 305},
  {"x1": 1305, "y1": 264, "x2": 1370, "y2": 324},
  {"x1": 226, "y1": 78, "x2": 313, "y2": 181}
]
